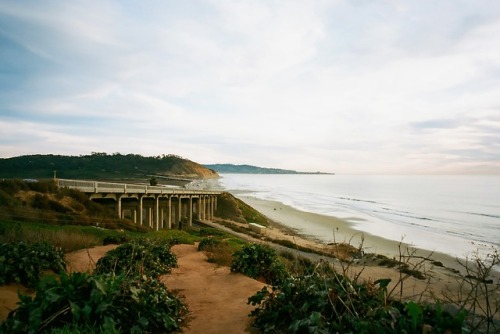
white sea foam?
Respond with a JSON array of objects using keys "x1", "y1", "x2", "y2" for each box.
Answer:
[{"x1": 218, "y1": 174, "x2": 500, "y2": 260}]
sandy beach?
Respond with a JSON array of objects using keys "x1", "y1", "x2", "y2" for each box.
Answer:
[{"x1": 236, "y1": 194, "x2": 474, "y2": 274}]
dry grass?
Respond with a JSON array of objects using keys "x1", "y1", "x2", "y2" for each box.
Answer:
[
  {"x1": 202, "y1": 241, "x2": 236, "y2": 267},
  {"x1": 0, "y1": 227, "x2": 101, "y2": 253}
]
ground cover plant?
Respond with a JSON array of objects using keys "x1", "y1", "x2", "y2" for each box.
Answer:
[
  {"x1": 0, "y1": 272, "x2": 186, "y2": 333},
  {"x1": 231, "y1": 243, "x2": 287, "y2": 285},
  {"x1": 1, "y1": 234, "x2": 188, "y2": 333},
  {"x1": 94, "y1": 238, "x2": 178, "y2": 278},
  {"x1": 248, "y1": 261, "x2": 466, "y2": 333},
  {"x1": 198, "y1": 235, "x2": 247, "y2": 266},
  {"x1": 0, "y1": 241, "x2": 66, "y2": 287}
]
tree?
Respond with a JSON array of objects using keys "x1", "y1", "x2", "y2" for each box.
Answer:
[{"x1": 149, "y1": 176, "x2": 158, "y2": 186}]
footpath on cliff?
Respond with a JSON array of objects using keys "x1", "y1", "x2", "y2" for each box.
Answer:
[{"x1": 0, "y1": 243, "x2": 266, "y2": 334}]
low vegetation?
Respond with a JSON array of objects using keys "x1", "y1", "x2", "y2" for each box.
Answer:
[
  {"x1": 0, "y1": 180, "x2": 498, "y2": 333},
  {"x1": 0, "y1": 237, "x2": 186, "y2": 333},
  {"x1": 1, "y1": 272, "x2": 185, "y2": 333},
  {"x1": 0, "y1": 152, "x2": 217, "y2": 180},
  {"x1": 231, "y1": 243, "x2": 287, "y2": 285},
  {"x1": 94, "y1": 238, "x2": 178, "y2": 277},
  {"x1": 0, "y1": 241, "x2": 66, "y2": 287}
]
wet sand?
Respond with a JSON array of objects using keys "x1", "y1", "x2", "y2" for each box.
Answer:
[{"x1": 237, "y1": 194, "x2": 467, "y2": 273}]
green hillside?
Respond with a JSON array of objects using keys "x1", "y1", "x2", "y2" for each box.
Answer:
[
  {"x1": 204, "y1": 163, "x2": 333, "y2": 174},
  {"x1": 0, "y1": 153, "x2": 218, "y2": 180}
]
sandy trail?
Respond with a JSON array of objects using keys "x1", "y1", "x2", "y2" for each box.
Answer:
[
  {"x1": 163, "y1": 244, "x2": 266, "y2": 333},
  {"x1": 1, "y1": 243, "x2": 266, "y2": 334}
]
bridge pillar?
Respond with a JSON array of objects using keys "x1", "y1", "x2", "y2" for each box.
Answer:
[
  {"x1": 154, "y1": 195, "x2": 160, "y2": 231},
  {"x1": 189, "y1": 196, "x2": 193, "y2": 226},
  {"x1": 168, "y1": 196, "x2": 172, "y2": 229},
  {"x1": 116, "y1": 194, "x2": 122, "y2": 218},
  {"x1": 148, "y1": 207, "x2": 153, "y2": 228},
  {"x1": 139, "y1": 195, "x2": 144, "y2": 226}
]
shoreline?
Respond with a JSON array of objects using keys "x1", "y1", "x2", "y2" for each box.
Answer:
[{"x1": 236, "y1": 194, "x2": 470, "y2": 274}]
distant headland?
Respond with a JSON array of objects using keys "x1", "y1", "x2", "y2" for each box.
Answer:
[{"x1": 204, "y1": 164, "x2": 334, "y2": 175}]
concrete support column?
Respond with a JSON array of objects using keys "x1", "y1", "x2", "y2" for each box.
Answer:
[
  {"x1": 116, "y1": 195, "x2": 122, "y2": 218},
  {"x1": 168, "y1": 196, "x2": 172, "y2": 229},
  {"x1": 133, "y1": 209, "x2": 137, "y2": 224},
  {"x1": 160, "y1": 207, "x2": 164, "y2": 229},
  {"x1": 189, "y1": 196, "x2": 193, "y2": 226},
  {"x1": 139, "y1": 195, "x2": 143, "y2": 226},
  {"x1": 154, "y1": 196, "x2": 160, "y2": 231}
]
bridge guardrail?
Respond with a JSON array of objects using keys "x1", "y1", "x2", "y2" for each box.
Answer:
[{"x1": 57, "y1": 179, "x2": 221, "y2": 196}]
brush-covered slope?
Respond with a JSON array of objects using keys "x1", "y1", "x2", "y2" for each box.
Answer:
[{"x1": 0, "y1": 153, "x2": 219, "y2": 180}]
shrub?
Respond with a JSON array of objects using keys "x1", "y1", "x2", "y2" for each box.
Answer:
[
  {"x1": 102, "y1": 235, "x2": 129, "y2": 245},
  {"x1": 0, "y1": 272, "x2": 187, "y2": 333},
  {"x1": 197, "y1": 237, "x2": 236, "y2": 266},
  {"x1": 197, "y1": 237, "x2": 222, "y2": 251},
  {"x1": 231, "y1": 243, "x2": 287, "y2": 284},
  {"x1": 248, "y1": 262, "x2": 466, "y2": 333},
  {"x1": 0, "y1": 241, "x2": 66, "y2": 287},
  {"x1": 94, "y1": 238, "x2": 177, "y2": 278}
]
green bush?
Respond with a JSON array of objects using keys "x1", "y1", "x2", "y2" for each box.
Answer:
[
  {"x1": 0, "y1": 272, "x2": 186, "y2": 333},
  {"x1": 102, "y1": 235, "x2": 129, "y2": 245},
  {"x1": 230, "y1": 243, "x2": 287, "y2": 284},
  {"x1": 197, "y1": 237, "x2": 222, "y2": 251},
  {"x1": 248, "y1": 262, "x2": 466, "y2": 333},
  {"x1": 0, "y1": 241, "x2": 66, "y2": 287},
  {"x1": 94, "y1": 238, "x2": 177, "y2": 278}
]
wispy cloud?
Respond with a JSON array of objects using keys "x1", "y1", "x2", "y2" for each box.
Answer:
[{"x1": 1, "y1": 1, "x2": 499, "y2": 173}]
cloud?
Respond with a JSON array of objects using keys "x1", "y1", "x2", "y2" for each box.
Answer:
[{"x1": 0, "y1": 1, "x2": 499, "y2": 174}]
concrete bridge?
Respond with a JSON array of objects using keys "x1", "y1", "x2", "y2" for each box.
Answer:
[{"x1": 57, "y1": 179, "x2": 222, "y2": 230}]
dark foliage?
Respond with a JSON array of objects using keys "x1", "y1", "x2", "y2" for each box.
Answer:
[
  {"x1": 231, "y1": 243, "x2": 287, "y2": 285},
  {"x1": 0, "y1": 152, "x2": 210, "y2": 179},
  {"x1": 248, "y1": 262, "x2": 467, "y2": 333},
  {"x1": 0, "y1": 272, "x2": 187, "y2": 334},
  {"x1": 0, "y1": 241, "x2": 66, "y2": 287},
  {"x1": 94, "y1": 238, "x2": 177, "y2": 278}
]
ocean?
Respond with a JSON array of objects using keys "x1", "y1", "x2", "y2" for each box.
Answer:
[{"x1": 216, "y1": 174, "x2": 500, "y2": 260}]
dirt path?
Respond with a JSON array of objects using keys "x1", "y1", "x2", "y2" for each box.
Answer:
[
  {"x1": 1, "y1": 244, "x2": 266, "y2": 333},
  {"x1": 0, "y1": 244, "x2": 118, "y2": 320},
  {"x1": 163, "y1": 244, "x2": 266, "y2": 334}
]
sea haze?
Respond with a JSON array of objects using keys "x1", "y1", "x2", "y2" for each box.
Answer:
[{"x1": 218, "y1": 174, "x2": 500, "y2": 260}]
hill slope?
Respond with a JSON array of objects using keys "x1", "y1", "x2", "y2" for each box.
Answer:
[
  {"x1": 0, "y1": 153, "x2": 219, "y2": 180},
  {"x1": 204, "y1": 163, "x2": 333, "y2": 174}
]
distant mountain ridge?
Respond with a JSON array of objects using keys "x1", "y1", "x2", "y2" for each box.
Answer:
[
  {"x1": 204, "y1": 164, "x2": 333, "y2": 175},
  {"x1": 0, "y1": 153, "x2": 218, "y2": 180}
]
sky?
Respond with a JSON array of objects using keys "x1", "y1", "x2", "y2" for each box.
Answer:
[{"x1": 1, "y1": 1, "x2": 500, "y2": 174}]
